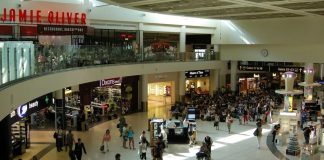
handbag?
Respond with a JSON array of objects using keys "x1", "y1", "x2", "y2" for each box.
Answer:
[
  {"x1": 100, "y1": 145, "x2": 104, "y2": 151},
  {"x1": 253, "y1": 128, "x2": 258, "y2": 136}
]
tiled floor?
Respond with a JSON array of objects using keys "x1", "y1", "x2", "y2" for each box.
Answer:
[
  {"x1": 16, "y1": 105, "x2": 324, "y2": 160},
  {"x1": 21, "y1": 112, "x2": 278, "y2": 160}
]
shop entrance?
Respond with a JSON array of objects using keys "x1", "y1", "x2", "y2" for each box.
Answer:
[{"x1": 147, "y1": 81, "x2": 174, "y2": 119}]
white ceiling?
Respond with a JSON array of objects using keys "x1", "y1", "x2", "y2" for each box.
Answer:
[{"x1": 100, "y1": 0, "x2": 324, "y2": 19}]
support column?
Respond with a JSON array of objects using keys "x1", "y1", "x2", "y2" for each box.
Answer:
[
  {"x1": 320, "y1": 64, "x2": 324, "y2": 80},
  {"x1": 211, "y1": 28, "x2": 220, "y2": 60},
  {"x1": 141, "y1": 75, "x2": 148, "y2": 112},
  {"x1": 139, "y1": 23, "x2": 144, "y2": 61},
  {"x1": 54, "y1": 89, "x2": 65, "y2": 130},
  {"x1": 209, "y1": 69, "x2": 220, "y2": 95},
  {"x1": 230, "y1": 61, "x2": 238, "y2": 92},
  {"x1": 179, "y1": 71, "x2": 186, "y2": 102},
  {"x1": 0, "y1": 115, "x2": 13, "y2": 160},
  {"x1": 179, "y1": 25, "x2": 186, "y2": 61}
]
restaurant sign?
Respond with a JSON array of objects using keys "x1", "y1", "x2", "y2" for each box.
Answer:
[{"x1": 0, "y1": 8, "x2": 86, "y2": 25}]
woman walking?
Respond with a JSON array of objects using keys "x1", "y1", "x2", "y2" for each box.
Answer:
[
  {"x1": 214, "y1": 113, "x2": 220, "y2": 130},
  {"x1": 128, "y1": 126, "x2": 135, "y2": 150},
  {"x1": 226, "y1": 114, "x2": 233, "y2": 133},
  {"x1": 255, "y1": 119, "x2": 262, "y2": 149},
  {"x1": 102, "y1": 129, "x2": 111, "y2": 153}
]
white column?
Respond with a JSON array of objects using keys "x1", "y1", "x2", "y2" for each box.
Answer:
[
  {"x1": 230, "y1": 61, "x2": 238, "y2": 92},
  {"x1": 178, "y1": 71, "x2": 185, "y2": 102},
  {"x1": 179, "y1": 25, "x2": 186, "y2": 60},
  {"x1": 209, "y1": 69, "x2": 220, "y2": 95},
  {"x1": 141, "y1": 74, "x2": 148, "y2": 112},
  {"x1": 211, "y1": 28, "x2": 220, "y2": 60},
  {"x1": 321, "y1": 64, "x2": 324, "y2": 80},
  {"x1": 139, "y1": 23, "x2": 144, "y2": 61}
]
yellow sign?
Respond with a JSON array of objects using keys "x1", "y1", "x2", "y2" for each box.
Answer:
[{"x1": 288, "y1": 96, "x2": 293, "y2": 112}]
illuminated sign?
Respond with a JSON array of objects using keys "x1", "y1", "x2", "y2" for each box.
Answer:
[
  {"x1": 238, "y1": 65, "x2": 266, "y2": 71},
  {"x1": 10, "y1": 111, "x2": 16, "y2": 118},
  {"x1": 37, "y1": 25, "x2": 87, "y2": 35},
  {"x1": 17, "y1": 104, "x2": 28, "y2": 118},
  {"x1": 29, "y1": 100, "x2": 39, "y2": 109},
  {"x1": 275, "y1": 67, "x2": 304, "y2": 73},
  {"x1": 0, "y1": 8, "x2": 86, "y2": 25},
  {"x1": 100, "y1": 78, "x2": 122, "y2": 87},
  {"x1": 185, "y1": 70, "x2": 210, "y2": 78}
]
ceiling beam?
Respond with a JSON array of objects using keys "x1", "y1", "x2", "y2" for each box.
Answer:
[
  {"x1": 169, "y1": 4, "x2": 242, "y2": 13},
  {"x1": 266, "y1": 0, "x2": 324, "y2": 5},
  {"x1": 124, "y1": 0, "x2": 181, "y2": 7},
  {"x1": 202, "y1": 11, "x2": 283, "y2": 18},
  {"x1": 220, "y1": 0, "x2": 319, "y2": 16}
]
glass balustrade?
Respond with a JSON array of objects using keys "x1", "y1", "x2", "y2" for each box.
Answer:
[{"x1": 0, "y1": 42, "x2": 218, "y2": 87}]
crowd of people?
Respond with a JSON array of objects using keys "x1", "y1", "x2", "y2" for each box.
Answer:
[
  {"x1": 173, "y1": 90, "x2": 282, "y2": 128},
  {"x1": 51, "y1": 89, "x2": 286, "y2": 160}
]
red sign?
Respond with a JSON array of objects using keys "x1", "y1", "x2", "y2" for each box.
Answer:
[
  {"x1": 0, "y1": 8, "x2": 86, "y2": 25},
  {"x1": 20, "y1": 26, "x2": 37, "y2": 36},
  {"x1": 0, "y1": 25, "x2": 13, "y2": 35},
  {"x1": 37, "y1": 25, "x2": 87, "y2": 35}
]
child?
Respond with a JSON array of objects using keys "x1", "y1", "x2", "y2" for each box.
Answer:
[{"x1": 138, "y1": 138, "x2": 148, "y2": 160}]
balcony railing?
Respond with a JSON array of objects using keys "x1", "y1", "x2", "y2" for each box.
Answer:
[{"x1": 0, "y1": 42, "x2": 219, "y2": 88}]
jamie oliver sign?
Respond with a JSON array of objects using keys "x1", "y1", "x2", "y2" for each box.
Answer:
[{"x1": 0, "y1": 8, "x2": 86, "y2": 25}]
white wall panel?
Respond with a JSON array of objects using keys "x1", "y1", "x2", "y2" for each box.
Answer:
[
  {"x1": 220, "y1": 44, "x2": 324, "y2": 63},
  {"x1": 219, "y1": 17, "x2": 324, "y2": 44}
]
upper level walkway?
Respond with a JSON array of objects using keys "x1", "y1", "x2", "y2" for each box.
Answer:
[{"x1": 0, "y1": 43, "x2": 223, "y2": 120}]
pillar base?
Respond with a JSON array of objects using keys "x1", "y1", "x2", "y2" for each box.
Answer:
[{"x1": 141, "y1": 101, "x2": 148, "y2": 112}]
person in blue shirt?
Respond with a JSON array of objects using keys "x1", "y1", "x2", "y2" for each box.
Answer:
[{"x1": 128, "y1": 126, "x2": 135, "y2": 149}]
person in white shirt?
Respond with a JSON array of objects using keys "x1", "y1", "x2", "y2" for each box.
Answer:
[
  {"x1": 166, "y1": 119, "x2": 176, "y2": 128},
  {"x1": 138, "y1": 137, "x2": 148, "y2": 160}
]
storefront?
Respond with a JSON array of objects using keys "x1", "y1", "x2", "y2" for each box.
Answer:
[
  {"x1": 185, "y1": 70, "x2": 210, "y2": 95},
  {"x1": 148, "y1": 81, "x2": 173, "y2": 107},
  {"x1": 8, "y1": 93, "x2": 53, "y2": 158},
  {"x1": 237, "y1": 64, "x2": 305, "y2": 93},
  {"x1": 144, "y1": 33, "x2": 178, "y2": 61},
  {"x1": 147, "y1": 72, "x2": 177, "y2": 118},
  {"x1": 79, "y1": 76, "x2": 139, "y2": 117}
]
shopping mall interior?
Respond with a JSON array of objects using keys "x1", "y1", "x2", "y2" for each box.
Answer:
[{"x1": 1, "y1": 0, "x2": 324, "y2": 160}]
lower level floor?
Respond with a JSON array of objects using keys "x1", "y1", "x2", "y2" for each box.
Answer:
[{"x1": 13, "y1": 109, "x2": 324, "y2": 160}]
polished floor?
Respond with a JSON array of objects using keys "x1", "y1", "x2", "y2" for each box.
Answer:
[{"x1": 15, "y1": 105, "x2": 324, "y2": 160}]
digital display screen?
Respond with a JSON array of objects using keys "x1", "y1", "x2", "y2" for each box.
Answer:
[{"x1": 188, "y1": 114, "x2": 195, "y2": 119}]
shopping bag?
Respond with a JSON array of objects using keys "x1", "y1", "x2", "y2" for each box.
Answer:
[
  {"x1": 100, "y1": 145, "x2": 104, "y2": 151},
  {"x1": 253, "y1": 128, "x2": 258, "y2": 136}
]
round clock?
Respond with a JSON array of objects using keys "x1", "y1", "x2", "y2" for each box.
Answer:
[{"x1": 261, "y1": 49, "x2": 269, "y2": 57}]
